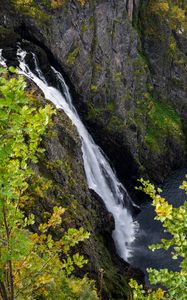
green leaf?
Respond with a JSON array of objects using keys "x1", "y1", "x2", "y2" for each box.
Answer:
[{"x1": 8, "y1": 66, "x2": 17, "y2": 73}]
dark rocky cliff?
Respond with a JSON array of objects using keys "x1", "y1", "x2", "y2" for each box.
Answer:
[
  {"x1": 0, "y1": 0, "x2": 186, "y2": 298},
  {"x1": 38, "y1": 103, "x2": 139, "y2": 300},
  {"x1": 0, "y1": 0, "x2": 186, "y2": 189},
  {"x1": 33, "y1": 87, "x2": 135, "y2": 299},
  {"x1": 0, "y1": 39, "x2": 143, "y2": 299}
]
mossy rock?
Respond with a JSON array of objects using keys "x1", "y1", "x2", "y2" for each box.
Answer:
[
  {"x1": 144, "y1": 100, "x2": 183, "y2": 153},
  {"x1": 11, "y1": 0, "x2": 49, "y2": 23},
  {"x1": 67, "y1": 47, "x2": 80, "y2": 65}
]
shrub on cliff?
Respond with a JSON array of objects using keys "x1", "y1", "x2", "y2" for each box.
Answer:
[
  {"x1": 129, "y1": 178, "x2": 187, "y2": 299},
  {"x1": 0, "y1": 67, "x2": 99, "y2": 300},
  {"x1": 148, "y1": 0, "x2": 186, "y2": 32},
  {"x1": 12, "y1": 0, "x2": 86, "y2": 15}
]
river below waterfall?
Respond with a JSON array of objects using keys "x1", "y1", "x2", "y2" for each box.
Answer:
[{"x1": 131, "y1": 167, "x2": 187, "y2": 283}]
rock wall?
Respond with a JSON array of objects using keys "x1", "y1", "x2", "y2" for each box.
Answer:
[
  {"x1": 26, "y1": 67, "x2": 143, "y2": 300},
  {"x1": 1, "y1": 0, "x2": 186, "y2": 188},
  {"x1": 0, "y1": 0, "x2": 186, "y2": 297},
  {"x1": 0, "y1": 37, "x2": 144, "y2": 298}
]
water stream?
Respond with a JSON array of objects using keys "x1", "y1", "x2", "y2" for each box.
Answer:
[
  {"x1": 0, "y1": 49, "x2": 7, "y2": 67},
  {"x1": 1, "y1": 47, "x2": 137, "y2": 261}
]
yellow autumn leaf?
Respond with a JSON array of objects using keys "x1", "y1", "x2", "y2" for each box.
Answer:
[
  {"x1": 79, "y1": 0, "x2": 86, "y2": 6},
  {"x1": 47, "y1": 206, "x2": 65, "y2": 228},
  {"x1": 155, "y1": 202, "x2": 172, "y2": 219},
  {"x1": 155, "y1": 288, "x2": 165, "y2": 300},
  {"x1": 37, "y1": 273, "x2": 53, "y2": 285}
]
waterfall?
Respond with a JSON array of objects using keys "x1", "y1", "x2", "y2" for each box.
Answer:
[
  {"x1": 0, "y1": 47, "x2": 138, "y2": 261},
  {"x1": 0, "y1": 49, "x2": 7, "y2": 67}
]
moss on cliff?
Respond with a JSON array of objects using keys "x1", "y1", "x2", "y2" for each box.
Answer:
[
  {"x1": 67, "y1": 47, "x2": 80, "y2": 65},
  {"x1": 144, "y1": 100, "x2": 183, "y2": 152},
  {"x1": 87, "y1": 100, "x2": 126, "y2": 135},
  {"x1": 11, "y1": 0, "x2": 49, "y2": 22}
]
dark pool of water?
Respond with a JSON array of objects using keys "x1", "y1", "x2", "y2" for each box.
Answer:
[{"x1": 130, "y1": 167, "x2": 187, "y2": 283}]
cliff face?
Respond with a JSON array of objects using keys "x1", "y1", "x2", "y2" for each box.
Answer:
[
  {"x1": 0, "y1": 38, "x2": 143, "y2": 299},
  {"x1": 1, "y1": 0, "x2": 186, "y2": 188},
  {"x1": 36, "y1": 93, "x2": 133, "y2": 300},
  {"x1": 38, "y1": 105, "x2": 136, "y2": 300},
  {"x1": 138, "y1": 0, "x2": 187, "y2": 181},
  {"x1": 36, "y1": 67, "x2": 147, "y2": 300},
  {"x1": 0, "y1": 0, "x2": 186, "y2": 298}
]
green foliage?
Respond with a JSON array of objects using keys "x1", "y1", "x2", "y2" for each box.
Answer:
[
  {"x1": 49, "y1": 0, "x2": 86, "y2": 9},
  {"x1": 140, "y1": 0, "x2": 186, "y2": 43},
  {"x1": 0, "y1": 68, "x2": 99, "y2": 299},
  {"x1": 67, "y1": 47, "x2": 80, "y2": 65},
  {"x1": 49, "y1": 0, "x2": 66, "y2": 9},
  {"x1": 87, "y1": 101, "x2": 114, "y2": 117},
  {"x1": 12, "y1": 0, "x2": 86, "y2": 18},
  {"x1": 11, "y1": 0, "x2": 49, "y2": 22},
  {"x1": 47, "y1": 158, "x2": 76, "y2": 187},
  {"x1": 150, "y1": 0, "x2": 186, "y2": 30},
  {"x1": 113, "y1": 72, "x2": 122, "y2": 82},
  {"x1": 130, "y1": 178, "x2": 187, "y2": 300},
  {"x1": 87, "y1": 100, "x2": 125, "y2": 135},
  {"x1": 90, "y1": 85, "x2": 98, "y2": 92},
  {"x1": 107, "y1": 115, "x2": 125, "y2": 133},
  {"x1": 144, "y1": 99, "x2": 183, "y2": 152}
]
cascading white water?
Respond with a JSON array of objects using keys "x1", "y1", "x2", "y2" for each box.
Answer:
[
  {"x1": 0, "y1": 49, "x2": 7, "y2": 67},
  {"x1": 0, "y1": 47, "x2": 138, "y2": 261}
]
